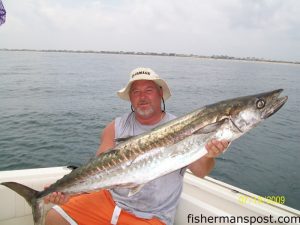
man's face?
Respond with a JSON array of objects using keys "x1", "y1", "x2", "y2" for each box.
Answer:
[{"x1": 129, "y1": 80, "x2": 162, "y2": 118}]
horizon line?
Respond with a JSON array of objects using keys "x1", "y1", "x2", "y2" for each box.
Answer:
[{"x1": 0, "y1": 48, "x2": 299, "y2": 65}]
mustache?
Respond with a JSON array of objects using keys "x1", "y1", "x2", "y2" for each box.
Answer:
[{"x1": 138, "y1": 100, "x2": 151, "y2": 105}]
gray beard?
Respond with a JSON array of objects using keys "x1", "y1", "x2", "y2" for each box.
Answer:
[{"x1": 135, "y1": 107, "x2": 155, "y2": 118}]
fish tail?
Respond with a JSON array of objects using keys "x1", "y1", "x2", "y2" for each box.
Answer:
[{"x1": 1, "y1": 182, "x2": 45, "y2": 225}]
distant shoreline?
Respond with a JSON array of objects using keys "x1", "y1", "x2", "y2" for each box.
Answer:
[{"x1": 0, "y1": 48, "x2": 299, "y2": 65}]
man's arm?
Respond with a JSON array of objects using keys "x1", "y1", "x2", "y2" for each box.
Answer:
[
  {"x1": 96, "y1": 120, "x2": 115, "y2": 155},
  {"x1": 188, "y1": 140, "x2": 229, "y2": 178}
]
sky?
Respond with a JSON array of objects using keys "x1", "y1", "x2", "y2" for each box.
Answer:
[{"x1": 0, "y1": 0, "x2": 300, "y2": 61}]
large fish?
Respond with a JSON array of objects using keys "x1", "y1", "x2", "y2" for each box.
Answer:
[{"x1": 1, "y1": 89, "x2": 288, "y2": 225}]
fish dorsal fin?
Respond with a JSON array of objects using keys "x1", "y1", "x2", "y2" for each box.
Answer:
[
  {"x1": 115, "y1": 136, "x2": 135, "y2": 144},
  {"x1": 194, "y1": 118, "x2": 228, "y2": 134},
  {"x1": 128, "y1": 184, "x2": 145, "y2": 197}
]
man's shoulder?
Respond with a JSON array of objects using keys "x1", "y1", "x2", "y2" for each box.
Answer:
[
  {"x1": 165, "y1": 112, "x2": 177, "y2": 121},
  {"x1": 114, "y1": 112, "x2": 134, "y2": 130},
  {"x1": 115, "y1": 112, "x2": 132, "y2": 123}
]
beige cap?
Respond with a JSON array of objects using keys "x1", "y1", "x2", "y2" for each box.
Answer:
[{"x1": 117, "y1": 67, "x2": 171, "y2": 101}]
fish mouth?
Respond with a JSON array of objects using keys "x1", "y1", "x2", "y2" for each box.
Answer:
[{"x1": 263, "y1": 89, "x2": 288, "y2": 119}]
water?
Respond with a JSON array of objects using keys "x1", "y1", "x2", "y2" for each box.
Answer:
[{"x1": 0, "y1": 51, "x2": 299, "y2": 210}]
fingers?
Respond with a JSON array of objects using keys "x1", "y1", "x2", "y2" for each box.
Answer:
[
  {"x1": 44, "y1": 192, "x2": 70, "y2": 205},
  {"x1": 205, "y1": 139, "x2": 230, "y2": 158},
  {"x1": 218, "y1": 140, "x2": 229, "y2": 150},
  {"x1": 43, "y1": 184, "x2": 71, "y2": 205}
]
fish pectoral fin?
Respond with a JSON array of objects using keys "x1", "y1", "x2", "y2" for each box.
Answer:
[
  {"x1": 128, "y1": 184, "x2": 145, "y2": 197},
  {"x1": 194, "y1": 118, "x2": 228, "y2": 134}
]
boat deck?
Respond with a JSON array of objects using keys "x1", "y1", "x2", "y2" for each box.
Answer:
[{"x1": 0, "y1": 167, "x2": 299, "y2": 225}]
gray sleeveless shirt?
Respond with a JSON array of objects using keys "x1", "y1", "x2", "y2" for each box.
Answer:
[{"x1": 110, "y1": 112, "x2": 185, "y2": 225}]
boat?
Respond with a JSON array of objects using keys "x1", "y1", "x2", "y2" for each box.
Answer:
[{"x1": 0, "y1": 167, "x2": 299, "y2": 225}]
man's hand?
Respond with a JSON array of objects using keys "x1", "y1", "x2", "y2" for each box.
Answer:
[
  {"x1": 43, "y1": 186, "x2": 70, "y2": 205},
  {"x1": 205, "y1": 139, "x2": 229, "y2": 158},
  {"x1": 188, "y1": 139, "x2": 230, "y2": 177}
]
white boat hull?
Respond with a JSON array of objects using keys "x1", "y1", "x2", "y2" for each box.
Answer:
[{"x1": 0, "y1": 167, "x2": 299, "y2": 225}]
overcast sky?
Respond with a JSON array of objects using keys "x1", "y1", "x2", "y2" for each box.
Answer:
[{"x1": 1, "y1": 0, "x2": 300, "y2": 61}]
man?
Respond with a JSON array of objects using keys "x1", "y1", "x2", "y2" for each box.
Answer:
[{"x1": 45, "y1": 67, "x2": 229, "y2": 225}]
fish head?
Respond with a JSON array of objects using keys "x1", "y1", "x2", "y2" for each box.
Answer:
[{"x1": 224, "y1": 89, "x2": 288, "y2": 134}]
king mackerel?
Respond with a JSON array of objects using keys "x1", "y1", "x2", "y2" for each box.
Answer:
[{"x1": 1, "y1": 89, "x2": 288, "y2": 225}]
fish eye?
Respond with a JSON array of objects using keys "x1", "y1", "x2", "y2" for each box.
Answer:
[{"x1": 256, "y1": 99, "x2": 265, "y2": 109}]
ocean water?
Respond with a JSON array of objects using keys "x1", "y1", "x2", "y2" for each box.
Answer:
[{"x1": 0, "y1": 51, "x2": 299, "y2": 210}]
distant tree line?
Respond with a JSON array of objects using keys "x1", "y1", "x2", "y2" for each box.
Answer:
[{"x1": 0, "y1": 48, "x2": 298, "y2": 65}]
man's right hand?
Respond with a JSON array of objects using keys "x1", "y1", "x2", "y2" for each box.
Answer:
[{"x1": 43, "y1": 189, "x2": 70, "y2": 205}]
